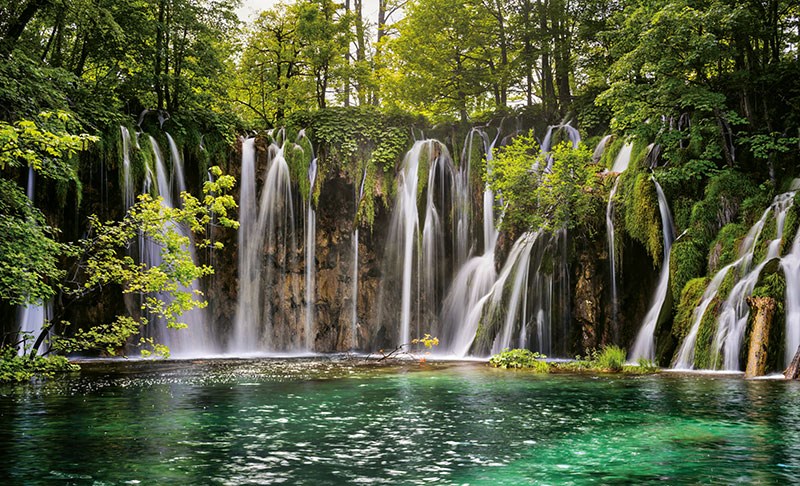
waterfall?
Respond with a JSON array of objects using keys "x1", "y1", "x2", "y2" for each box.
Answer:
[
  {"x1": 305, "y1": 157, "x2": 317, "y2": 351},
  {"x1": 784, "y1": 224, "x2": 800, "y2": 367},
  {"x1": 711, "y1": 192, "x2": 794, "y2": 370},
  {"x1": 629, "y1": 178, "x2": 675, "y2": 362},
  {"x1": 592, "y1": 135, "x2": 612, "y2": 163},
  {"x1": 385, "y1": 140, "x2": 453, "y2": 347},
  {"x1": 16, "y1": 168, "x2": 51, "y2": 355},
  {"x1": 120, "y1": 126, "x2": 134, "y2": 209},
  {"x1": 537, "y1": 122, "x2": 581, "y2": 172},
  {"x1": 440, "y1": 128, "x2": 498, "y2": 354},
  {"x1": 672, "y1": 204, "x2": 773, "y2": 369},
  {"x1": 140, "y1": 136, "x2": 215, "y2": 357},
  {"x1": 606, "y1": 178, "x2": 622, "y2": 334},
  {"x1": 166, "y1": 133, "x2": 187, "y2": 195},
  {"x1": 672, "y1": 265, "x2": 733, "y2": 369},
  {"x1": 610, "y1": 142, "x2": 633, "y2": 173},
  {"x1": 351, "y1": 167, "x2": 367, "y2": 350},
  {"x1": 231, "y1": 137, "x2": 297, "y2": 353},
  {"x1": 604, "y1": 141, "x2": 633, "y2": 339}
]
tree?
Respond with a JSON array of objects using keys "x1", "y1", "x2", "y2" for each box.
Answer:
[{"x1": 382, "y1": 0, "x2": 495, "y2": 122}]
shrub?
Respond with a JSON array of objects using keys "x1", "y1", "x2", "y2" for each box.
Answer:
[
  {"x1": 0, "y1": 346, "x2": 79, "y2": 383},
  {"x1": 489, "y1": 348, "x2": 550, "y2": 372}
]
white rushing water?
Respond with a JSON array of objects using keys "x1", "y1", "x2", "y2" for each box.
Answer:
[
  {"x1": 351, "y1": 167, "x2": 368, "y2": 350},
  {"x1": 17, "y1": 168, "x2": 51, "y2": 355},
  {"x1": 610, "y1": 142, "x2": 633, "y2": 173},
  {"x1": 231, "y1": 137, "x2": 296, "y2": 353},
  {"x1": 141, "y1": 136, "x2": 215, "y2": 357},
  {"x1": 711, "y1": 192, "x2": 794, "y2": 370},
  {"x1": 629, "y1": 178, "x2": 675, "y2": 362},
  {"x1": 387, "y1": 140, "x2": 453, "y2": 346},
  {"x1": 305, "y1": 156, "x2": 317, "y2": 351}
]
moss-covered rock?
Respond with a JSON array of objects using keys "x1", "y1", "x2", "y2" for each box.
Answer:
[
  {"x1": 694, "y1": 297, "x2": 721, "y2": 369},
  {"x1": 670, "y1": 239, "x2": 706, "y2": 305},
  {"x1": 623, "y1": 172, "x2": 663, "y2": 266},
  {"x1": 707, "y1": 222, "x2": 747, "y2": 274},
  {"x1": 672, "y1": 277, "x2": 709, "y2": 342}
]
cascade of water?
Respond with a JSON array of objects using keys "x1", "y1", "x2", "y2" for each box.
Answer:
[
  {"x1": 17, "y1": 167, "x2": 50, "y2": 355},
  {"x1": 629, "y1": 178, "x2": 676, "y2": 362},
  {"x1": 440, "y1": 128, "x2": 499, "y2": 354},
  {"x1": 592, "y1": 135, "x2": 612, "y2": 163},
  {"x1": 538, "y1": 122, "x2": 581, "y2": 172},
  {"x1": 305, "y1": 157, "x2": 317, "y2": 351},
  {"x1": 120, "y1": 126, "x2": 134, "y2": 209},
  {"x1": 610, "y1": 142, "x2": 633, "y2": 173},
  {"x1": 672, "y1": 205, "x2": 774, "y2": 369},
  {"x1": 711, "y1": 192, "x2": 794, "y2": 370},
  {"x1": 387, "y1": 140, "x2": 453, "y2": 347},
  {"x1": 784, "y1": 224, "x2": 800, "y2": 366},
  {"x1": 231, "y1": 138, "x2": 296, "y2": 353},
  {"x1": 166, "y1": 133, "x2": 186, "y2": 196},
  {"x1": 606, "y1": 177, "x2": 622, "y2": 334},
  {"x1": 142, "y1": 136, "x2": 215, "y2": 357},
  {"x1": 351, "y1": 167, "x2": 367, "y2": 350}
]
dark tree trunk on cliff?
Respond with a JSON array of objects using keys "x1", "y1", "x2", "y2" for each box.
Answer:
[
  {"x1": 0, "y1": 0, "x2": 51, "y2": 56},
  {"x1": 785, "y1": 345, "x2": 800, "y2": 379}
]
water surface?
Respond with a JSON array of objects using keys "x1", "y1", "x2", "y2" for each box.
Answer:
[{"x1": 2, "y1": 358, "x2": 799, "y2": 484}]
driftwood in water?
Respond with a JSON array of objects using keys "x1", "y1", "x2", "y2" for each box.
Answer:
[{"x1": 745, "y1": 296, "x2": 776, "y2": 378}]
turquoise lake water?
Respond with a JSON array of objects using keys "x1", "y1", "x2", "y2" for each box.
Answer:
[{"x1": 1, "y1": 358, "x2": 799, "y2": 484}]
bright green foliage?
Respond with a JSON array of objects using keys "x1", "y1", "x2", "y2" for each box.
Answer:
[
  {"x1": 0, "y1": 112, "x2": 97, "y2": 181},
  {"x1": 672, "y1": 277, "x2": 709, "y2": 341},
  {"x1": 0, "y1": 345, "x2": 79, "y2": 383},
  {"x1": 46, "y1": 166, "x2": 238, "y2": 357},
  {"x1": 0, "y1": 179, "x2": 64, "y2": 306},
  {"x1": 489, "y1": 133, "x2": 603, "y2": 235},
  {"x1": 489, "y1": 348, "x2": 549, "y2": 372}
]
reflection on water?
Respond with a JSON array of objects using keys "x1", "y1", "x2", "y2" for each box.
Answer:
[{"x1": 1, "y1": 358, "x2": 800, "y2": 484}]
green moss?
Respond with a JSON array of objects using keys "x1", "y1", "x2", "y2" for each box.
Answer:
[
  {"x1": 294, "y1": 106, "x2": 415, "y2": 228},
  {"x1": 707, "y1": 222, "x2": 747, "y2": 274},
  {"x1": 673, "y1": 277, "x2": 710, "y2": 341},
  {"x1": 781, "y1": 202, "x2": 799, "y2": 256},
  {"x1": 752, "y1": 212, "x2": 777, "y2": 264},
  {"x1": 670, "y1": 240, "x2": 706, "y2": 304},
  {"x1": 694, "y1": 297, "x2": 720, "y2": 369},
  {"x1": 622, "y1": 172, "x2": 663, "y2": 265},
  {"x1": 672, "y1": 196, "x2": 695, "y2": 233},
  {"x1": 750, "y1": 269, "x2": 786, "y2": 372}
]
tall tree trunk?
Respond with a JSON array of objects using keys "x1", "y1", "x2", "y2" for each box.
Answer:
[
  {"x1": 343, "y1": 0, "x2": 351, "y2": 107},
  {"x1": 355, "y1": 0, "x2": 367, "y2": 105},
  {"x1": 0, "y1": 0, "x2": 52, "y2": 57},
  {"x1": 155, "y1": 0, "x2": 166, "y2": 110},
  {"x1": 539, "y1": 0, "x2": 556, "y2": 120}
]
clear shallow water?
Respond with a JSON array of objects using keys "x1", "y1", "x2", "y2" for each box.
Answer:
[{"x1": 2, "y1": 359, "x2": 800, "y2": 484}]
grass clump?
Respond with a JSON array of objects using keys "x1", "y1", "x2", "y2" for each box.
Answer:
[
  {"x1": 590, "y1": 345, "x2": 627, "y2": 372},
  {"x1": 489, "y1": 349, "x2": 550, "y2": 372}
]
